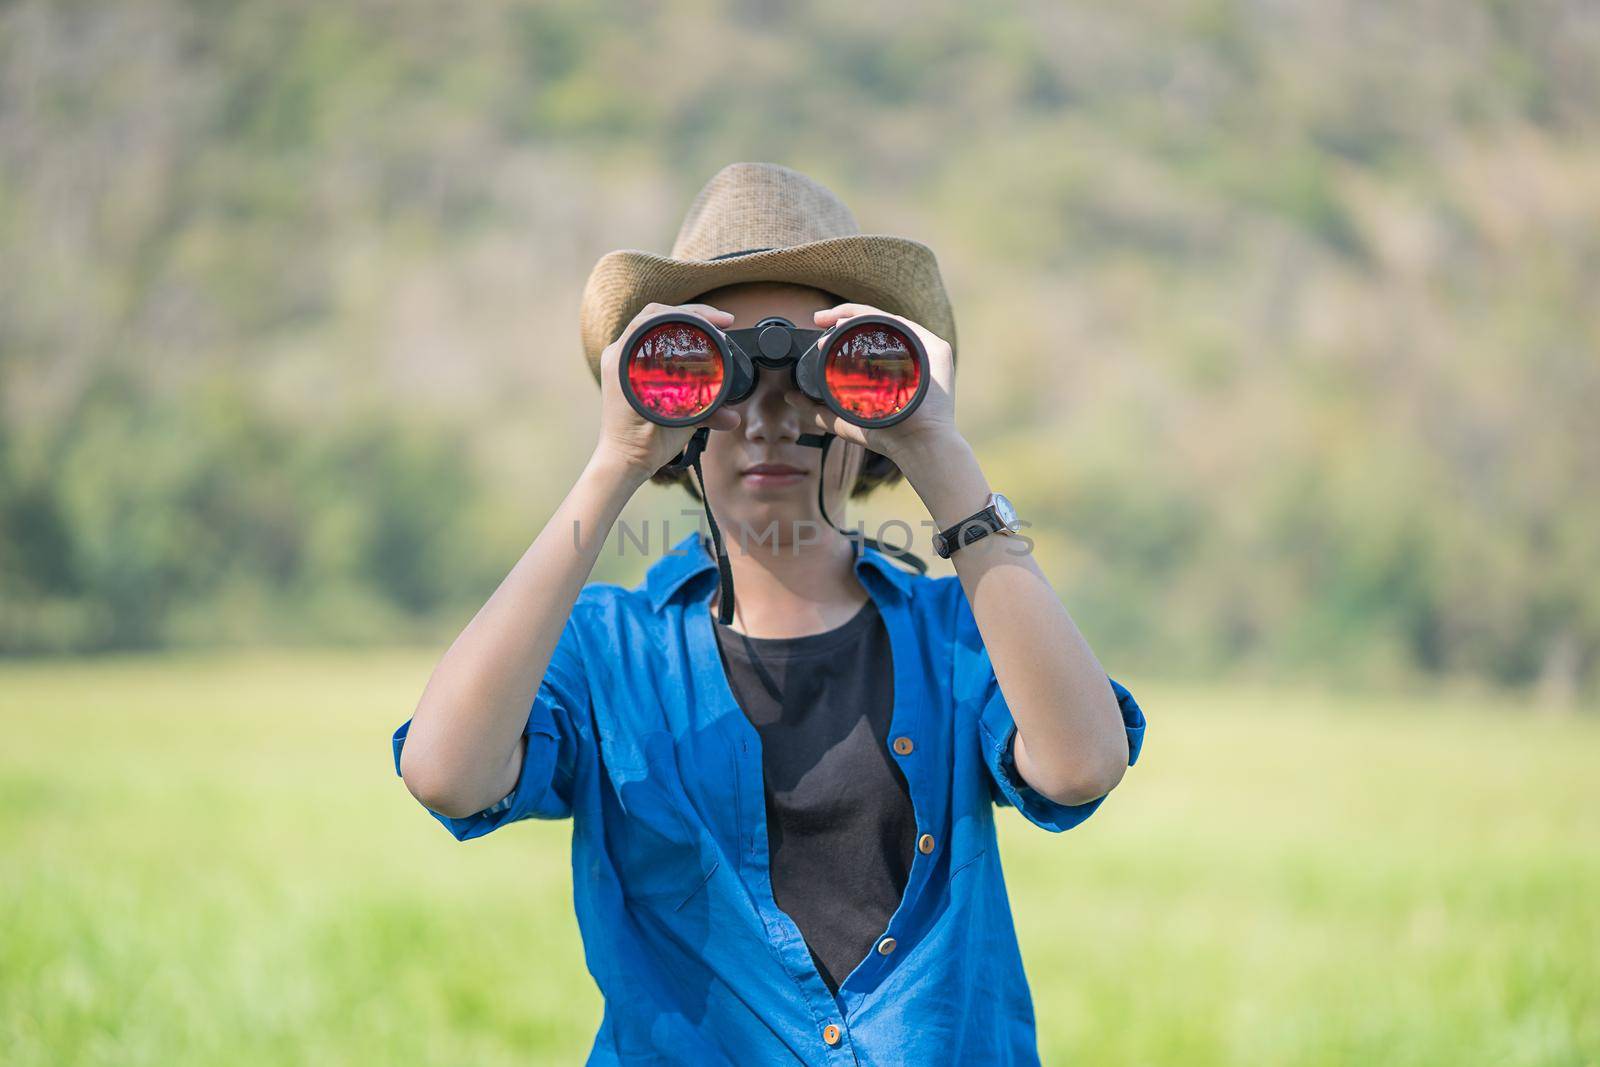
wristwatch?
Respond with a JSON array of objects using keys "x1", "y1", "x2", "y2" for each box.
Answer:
[{"x1": 932, "y1": 492, "x2": 1022, "y2": 559}]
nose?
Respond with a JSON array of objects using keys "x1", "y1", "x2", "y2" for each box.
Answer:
[{"x1": 738, "y1": 371, "x2": 801, "y2": 444}]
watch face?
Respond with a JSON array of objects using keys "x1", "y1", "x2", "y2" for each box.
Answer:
[{"x1": 992, "y1": 493, "x2": 1019, "y2": 530}]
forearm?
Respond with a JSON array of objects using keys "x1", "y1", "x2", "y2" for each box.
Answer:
[
  {"x1": 401, "y1": 448, "x2": 646, "y2": 817},
  {"x1": 897, "y1": 434, "x2": 1129, "y2": 805}
]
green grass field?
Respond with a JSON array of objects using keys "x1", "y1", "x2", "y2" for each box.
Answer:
[{"x1": 2, "y1": 651, "x2": 1596, "y2": 1065}]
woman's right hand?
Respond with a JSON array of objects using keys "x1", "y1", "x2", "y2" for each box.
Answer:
[{"x1": 594, "y1": 302, "x2": 742, "y2": 479}]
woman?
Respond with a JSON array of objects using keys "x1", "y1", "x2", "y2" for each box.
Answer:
[{"x1": 392, "y1": 162, "x2": 1147, "y2": 1064}]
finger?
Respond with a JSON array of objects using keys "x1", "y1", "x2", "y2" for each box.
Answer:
[
  {"x1": 677, "y1": 302, "x2": 736, "y2": 327},
  {"x1": 700, "y1": 407, "x2": 741, "y2": 433},
  {"x1": 783, "y1": 390, "x2": 841, "y2": 435},
  {"x1": 814, "y1": 302, "x2": 882, "y2": 328},
  {"x1": 629, "y1": 302, "x2": 734, "y2": 332}
]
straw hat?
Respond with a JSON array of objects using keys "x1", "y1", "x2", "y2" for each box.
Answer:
[{"x1": 578, "y1": 162, "x2": 956, "y2": 381}]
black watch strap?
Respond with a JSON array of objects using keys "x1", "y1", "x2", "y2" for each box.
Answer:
[{"x1": 933, "y1": 503, "x2": 1002, "y2": 559}]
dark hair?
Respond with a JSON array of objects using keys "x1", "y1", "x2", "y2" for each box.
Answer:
[{"x1": 648, "y1": 285, "x2": 905, "y2": 500}]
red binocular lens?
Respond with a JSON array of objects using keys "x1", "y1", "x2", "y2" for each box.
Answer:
[
  {"x1": 619, "y1": 311, "x2": 928, "y2": 429},
  {"x1": 622, "y1": 319, "x2": 730, "y2": 424},
  {"x1": 819, "y1": 320, "x2": 924, "y2": 423}
]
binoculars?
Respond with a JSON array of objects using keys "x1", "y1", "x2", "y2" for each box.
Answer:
[{"x1": 618, "y1": 310, "x2": 929, "y2": 429}]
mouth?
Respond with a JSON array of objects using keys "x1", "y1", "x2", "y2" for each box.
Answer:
[{"x1": 740, "y1": 462, "x2": 809, "y2": 487}]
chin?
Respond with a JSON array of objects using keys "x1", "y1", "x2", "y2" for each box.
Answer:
[{"x1": 716, "y1": 494, "x2": 817, "y2": 549}]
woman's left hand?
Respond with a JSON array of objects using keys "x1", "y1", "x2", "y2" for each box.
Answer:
[{"x1": 782, "y1": 302, "x2": 962, "y2": 467}]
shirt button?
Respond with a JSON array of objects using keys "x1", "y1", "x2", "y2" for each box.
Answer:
[
  {"x1": 892, "y1": 736, "x2": 914, "y2": 755},
  {"x1": 918, "y1": 833, "x2": 936, "y2": 854},
  {"x1": 823, "y1": 1023, "x2": 841, "y2": 1046},
  {"x1": 876, "y1": 936, "x2": 897, "y2": 955}
]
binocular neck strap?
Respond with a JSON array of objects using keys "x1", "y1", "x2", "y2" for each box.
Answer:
[
  {"x1": 803, "y1": 434, "x2": 929, "y2": 576},
  {"x1": 664, "y1": 427, "x2": 736, "y2": 625}
]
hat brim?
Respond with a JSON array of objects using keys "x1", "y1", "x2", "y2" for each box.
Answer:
[{"x1": 578, "y1": 234, "x2": 956, "y2": 382}]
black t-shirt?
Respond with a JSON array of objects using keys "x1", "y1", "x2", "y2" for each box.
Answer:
[{"x1": 713, "y1": 598, "x2": 917, "y2": 995}]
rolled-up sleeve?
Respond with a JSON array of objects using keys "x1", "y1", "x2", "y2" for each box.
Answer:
[
  {"x1": 977, "y1": 675, "x2": 1146, "y2": 832},
  {"x1": 392, "y1": 614, "x2": 589, "y2": 841}
]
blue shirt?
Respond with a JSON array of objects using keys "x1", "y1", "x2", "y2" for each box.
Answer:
[{"x1": 392, "y1": 531, "x2": 1147, "y2": 1065}]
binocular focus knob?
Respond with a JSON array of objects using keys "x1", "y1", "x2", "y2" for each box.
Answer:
[{"x1": 757, "y1": 324, "x2": 793, "y2": 360}]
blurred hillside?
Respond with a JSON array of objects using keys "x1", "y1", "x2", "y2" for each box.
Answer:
[{"x1": 1, "y1": 0, "x2": 1596, "y2": 697}]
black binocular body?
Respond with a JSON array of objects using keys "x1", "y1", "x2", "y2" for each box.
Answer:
[{"x1": 619, "y1": 311, "x2": 929, "y2": 429}]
